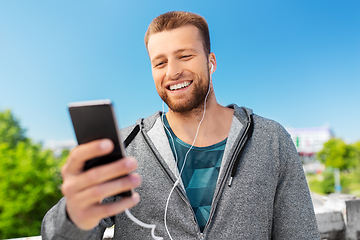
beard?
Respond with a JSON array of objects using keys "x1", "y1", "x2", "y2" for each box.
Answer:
[{"x1": 158, "y1": 69, "x2": 211, "y2": 113}]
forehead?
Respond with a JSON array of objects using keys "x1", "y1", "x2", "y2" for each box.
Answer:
[{"x1": 147, "y1": 25, "x2": 204, "y2": 59}]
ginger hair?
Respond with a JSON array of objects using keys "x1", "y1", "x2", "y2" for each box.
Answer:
[{"x1": 144, "y1": 11, "x2": 211, "y2": 54}]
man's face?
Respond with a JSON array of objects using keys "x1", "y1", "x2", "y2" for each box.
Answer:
[{"x1": 147, "y1": 25, "x2": 213, "y2": 113}]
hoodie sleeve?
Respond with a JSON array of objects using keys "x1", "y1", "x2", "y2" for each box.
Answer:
[
  {"x1": 271, "y1": 125, "x2": 320, "y2": 239},
  {"x1": 41, "y1": 197, "x2": 110, "y2": 240}
]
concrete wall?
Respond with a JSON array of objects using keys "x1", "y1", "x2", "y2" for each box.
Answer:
[
  {"x1": 316, "y1": 211, "x2": 346, "y2": 240},
  {"x1": 346, "y1": 199, "x2": 360, "y2": 240},
  {"x1": 315, "y1": 199, "x2": 360, "y2": 240}
]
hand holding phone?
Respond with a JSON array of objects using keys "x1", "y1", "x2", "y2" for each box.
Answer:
[
  {"x1": 60, "y1": 100, "x2": 141, "y2": 230},
  {"x1": 61, "y1": 139, "x2": 141, "y2": 230},
  {"x1": 68, "y1": 99, "x2": 133, "y2": 197}
]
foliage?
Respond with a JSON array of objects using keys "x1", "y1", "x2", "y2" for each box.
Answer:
[
  {"x1": 317, "y1": 138, "x2": 358, "y2": 171},
  {"x1": 307, "y1": 169, "x2": 360, "y2": 197},
  {"x1": 307, "y1": 169, "x2": 348, "y2": 195},
  {"x1": 341, "y1": 168, "x2": 360, "y2": 196},
  {"x1": 0, "y1": 110, "x2": 27, "y2": 148},
  {"x1": 307, "y1": 139, "x2": 360, "y2": 196},
  {"x1": 318, "y1": 171, "x2": 335, "y2": 195},
  {"x1": 352, "y1": 141, "x2": 360, "y2": 166},
  {"x1": 0, "y1": 109, "x2": 67, "y2": 239}
]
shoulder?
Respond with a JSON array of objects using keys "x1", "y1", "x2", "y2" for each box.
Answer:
[
  {"x1": 253, "y1": 114, "x2": 290, "y2": 139},
  {"x1": 231, "y1": 105, "x2": 296, "y2": 161},
  {"x1": 231, "y1": 104, "x2": 290, "y2": 139},
  {"x1": 252, "y1": 114, "x2": 296, "y2": 158}
]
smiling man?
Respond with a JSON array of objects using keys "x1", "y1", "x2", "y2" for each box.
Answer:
[
  {"x1": 148, "y1": 24, "x2": 215, "y2": 113},
  {"x1": 147, "y1": 23, "x2": 233, "y2": 147},
  {"x1": 42, "y1": 11, "x2": 320, "y2": 239}
]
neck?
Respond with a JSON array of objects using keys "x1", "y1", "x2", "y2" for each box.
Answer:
[{"x1": 165, "y1": 95, "x2": 234, "y2": 147}]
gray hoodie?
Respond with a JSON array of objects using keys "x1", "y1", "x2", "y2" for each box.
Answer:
[{"x1": 41, "y1": 105, "x2": 320, "y2": 239}]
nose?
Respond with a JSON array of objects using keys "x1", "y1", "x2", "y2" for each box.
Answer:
[{"x1": 166, "y1": 61, "x2": 182, "y2": 80}]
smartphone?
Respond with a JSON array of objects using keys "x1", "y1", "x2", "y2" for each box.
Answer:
[{"x1": 68, "y1": 99, "x2": 132, "y2": 197}]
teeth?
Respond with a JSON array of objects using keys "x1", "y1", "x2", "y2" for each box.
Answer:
[{"x1": 169, "y1": 81, "x2": 190, "y2": 91}]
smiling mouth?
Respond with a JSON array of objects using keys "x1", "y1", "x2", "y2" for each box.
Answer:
[{"x1": 168, "y1": 81, "x2": 191, "y2": 91}]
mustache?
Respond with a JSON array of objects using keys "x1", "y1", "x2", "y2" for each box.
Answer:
[{"x1": 166, "y1": 70, "x2": 207, "y2": 82}]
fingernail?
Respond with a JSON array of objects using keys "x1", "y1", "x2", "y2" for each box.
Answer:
[
  {"x1": 100, "y1": 139, "x2": 112, "y2": 150},
  {"x1": 125, "y1": 157, "x2": 137, "y2": 168},
  {"x1": 132, "y1": 193, "x2": 140, "y2": 202},
  {"x1": 130, "y1": 174, "x2": 141, "y2": 184}
]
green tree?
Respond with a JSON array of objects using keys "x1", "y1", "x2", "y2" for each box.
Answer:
[
  {"x1": 0, "y1": 109, "x2": 66, "y2": 239},
  {"x1": 0, "y1": 109, "x2": 27, "y2": 148},
  {"x1": 352, "y1": 141, "x2": 360, "y2": 167},
  {"x1": 317, "y1": 138, "x2": 357, "y2": 171}
]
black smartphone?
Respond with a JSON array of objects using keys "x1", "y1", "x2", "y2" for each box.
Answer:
[{"x1": 68, "y1": 99, "x2": 132, "y2": 197}]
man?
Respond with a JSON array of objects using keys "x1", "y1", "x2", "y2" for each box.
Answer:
[{"x1": 42, "y1": 11, "x2": 320, "y2": 239}]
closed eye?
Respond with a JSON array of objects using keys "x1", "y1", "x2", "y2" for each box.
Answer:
[
  {"x1": 154, "y1": 61, "x2": 167, "y2": 68},
  {"x1": 180, "y1": 55, "x2": 193, "y2": 59}
]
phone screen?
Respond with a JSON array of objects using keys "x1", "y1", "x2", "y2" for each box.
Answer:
[{"x1": 68, "y1": 100, "x2": 125, "y2": 171}]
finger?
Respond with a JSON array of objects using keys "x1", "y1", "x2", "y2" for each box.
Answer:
[
  {"x1": 67, "y1": 193, "x2": 141, "y2": 230},
  {"x1": 71, "y1": 173, "x2": 142, "y2": 208},
  {"x1": 91, "y1": 192, "x2": 141, "y2": 222},
  {"x1": 62, "y1": 156, "x2": 138, "y2": 196},
  {"x1": 81, "y1": 156, "x2": 138, "y2": 186},
  {"x1": 62, "y1": 139, "x2": 114, "y2": 176}
]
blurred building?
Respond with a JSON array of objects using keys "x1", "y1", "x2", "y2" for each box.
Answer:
[{"x1": 286, "y1": 126, "x2": 334, "y2": 163}]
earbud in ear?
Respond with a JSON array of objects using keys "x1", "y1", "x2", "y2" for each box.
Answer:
[{"x1": 211, "y1": 63, "x2": 214, "y2": 72}]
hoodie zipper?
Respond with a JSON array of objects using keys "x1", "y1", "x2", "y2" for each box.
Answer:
[
  {"x1": 140, "y1": 129, "x2": 203, "y2": 234},
  {"x1": 202, "y1": 119, "x2": 252, "y2": 232}
]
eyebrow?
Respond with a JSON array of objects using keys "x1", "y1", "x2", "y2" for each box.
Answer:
[{"x1": 174, "y1": 48, "x2": 197, "y2": 54}]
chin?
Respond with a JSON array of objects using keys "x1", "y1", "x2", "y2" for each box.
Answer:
[{"x1": 164, "y1": 97, "x2": 205, "y2": 113}]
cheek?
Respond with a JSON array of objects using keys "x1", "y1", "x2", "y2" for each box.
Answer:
[{"x1": 152, "y1": 71, "x2": 164, "y2": 88}]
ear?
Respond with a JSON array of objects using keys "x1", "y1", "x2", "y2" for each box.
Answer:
[{"x1": 208, "y1": 52, "x2": 217, "y2": 74}]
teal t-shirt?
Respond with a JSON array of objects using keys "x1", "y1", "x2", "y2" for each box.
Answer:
[{"x1": 162, "y1": 115, "x2": 226, "y2": 232}]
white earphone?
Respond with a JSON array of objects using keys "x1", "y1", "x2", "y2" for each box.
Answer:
[{"x1": 163, "y1": 61, "x2": 213, "y2": 240}]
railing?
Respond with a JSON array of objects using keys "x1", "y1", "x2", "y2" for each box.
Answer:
[
  {"x1": 6, "y1": 228, "x2": 114, "y2": 240},
  {"x1": 7, "y1": 199, "x2": 360, "y2": 240}
]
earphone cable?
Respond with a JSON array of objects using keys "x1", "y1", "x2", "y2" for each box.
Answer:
[{"x1": 162, "y1": 72, "x2": 212, "y2": 240}]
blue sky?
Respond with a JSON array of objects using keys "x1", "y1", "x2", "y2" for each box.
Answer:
[{"x1": 0, "y1": 0, "x2": 359, "y2": 147}]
